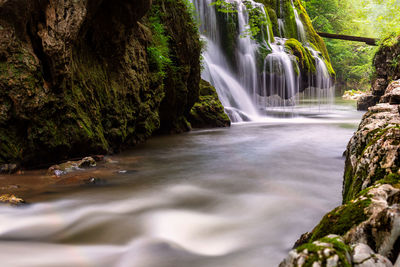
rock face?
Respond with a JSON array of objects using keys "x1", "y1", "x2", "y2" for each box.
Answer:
[
  {"x1": 358, "y1": 35, "x2": 400, "y2": 110},
  {"x1": 188, "y1": 80, "x2": 231, "y2": 128},
  {"x1": 0, "y1": 0, "x2": 204, "y2": 167},
  {"x1": 281, "y1": 80, "x2": 400, "y2": 266}
]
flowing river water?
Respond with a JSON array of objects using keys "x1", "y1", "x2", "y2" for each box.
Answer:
[{"x1": 0, "y1": 102, "x2": 362, "y2": 267}]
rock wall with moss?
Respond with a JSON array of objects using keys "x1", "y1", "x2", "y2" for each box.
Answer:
[
  {"x1": 0, "y1": 0, "x2": 205, "y2": 167},
  {"x1": 358, "y1": 34, "x2": 400, "y2": 110},
  {"x1": 281, "y1": 81, "x2": 400, "y2": 266}
]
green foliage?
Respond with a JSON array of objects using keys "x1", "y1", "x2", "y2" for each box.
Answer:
[
  {"x1": 303, "y1": 0, "x2": 380, "y2": 91},
  {"x1": 147, "y1": 15, "x2": 172, "y2": 78},
  {"x1": 210, "y1": 0, "x2": 238, "y2": 13},
  {"x1": 211, "y1": 0, "x2": 274, "y2": 42}
]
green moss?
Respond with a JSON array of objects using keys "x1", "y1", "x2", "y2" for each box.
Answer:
[
  {"x1": 267, "y1": 7, "x2": 279, "y2": 37},
  {"x1": 282, "y1": 0, "x2": 297, "y2": 39},
  {"x1": 376, "y1": 173, "x2": 400, "y2": 188},
  {"x1": 343, "y1": 126, "x2": 400, "y2": 202},
  {"x1": 216, "y1": 10, "x2": 239, "y2": 67},
  {"x1": 310, "y1": 198, "x2": 371, "y2": 242},
  {"x1": 285, "y1": 38, "x2": 316, "y2": 73},
  {"x1": 296, "y1": 236, "x2": 352, "y2": 267},
  {"x1": 188, "y1": 80, "x2": 231, "y2": 128}
]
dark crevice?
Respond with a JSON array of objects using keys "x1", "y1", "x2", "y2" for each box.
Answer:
[
  {"x1": 389, "y1": 235, "x2": 400, "y2": 263},
  {"x1": 364, "y1": 224, "x2": 377, "y2": 252},
  {"x1": 26, "y1": 2, "x2": 53, "y2": 85}
]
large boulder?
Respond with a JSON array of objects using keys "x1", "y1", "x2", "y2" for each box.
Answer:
[{"x1": 0, "y1": 0, "x2": 201, "y2": 167}]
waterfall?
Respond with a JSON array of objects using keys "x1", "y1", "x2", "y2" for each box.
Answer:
[{"x1": 191, "y1": 0, "x2": 334, "y2": 122}]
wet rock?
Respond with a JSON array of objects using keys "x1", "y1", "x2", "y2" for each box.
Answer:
[
  {"x1": 343, "y1": 103, "x2": 400, "y2": 202},
  {"x1": 352, "y1": 243, "x2": 393, "y2": 267},
  {"x1": 381, "y1": 80, "x2": 400, "y2": 104},
  {"x1": 77, "y1": 157, "x2": 96, "y2": 168},
  {"x1": 188, "y1": 80, "x2": 231, "y2": 128},
  {"x1": 48, "y1": 157, "x2": 96, "y2": 177},
  {"x1": 0, "y1": 0, "x2": 202, "y2": 167},
  {"x1": 344, "y1": 184, "x2": 400, "y2": 263},
  {"x1": 293, "y1": 232, "x2": 312, "y2": 248},
  {"x1": 0, "y1": 164, "x2": 19, "y2": 174},
  {"x1": 372, "y1": 78, "x2": 389, "y2": 96},
  {"x1": 84, "y1": 177, "x2": 107, "y2": 185},
  {"x1": 357, "y1": 94, "x2": 380, "y2": 111},
  {"x1": 93, "y1": 155, "x2": 105, "y2": 162},
  {"x1": 280, "y1": 235, "x2": 352, "y2": 267},
  {"x1": 0, "y1": 194, "x2": 25, "y2": 205}
]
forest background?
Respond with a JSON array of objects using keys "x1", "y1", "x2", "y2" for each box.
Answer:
[{"x1": 303, "y1": 0, "x2": 400, "y2": 92}]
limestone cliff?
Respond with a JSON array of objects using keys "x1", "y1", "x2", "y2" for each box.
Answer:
[{"x1": 0, "y1": 0, "x2": 205, "y2": 167}]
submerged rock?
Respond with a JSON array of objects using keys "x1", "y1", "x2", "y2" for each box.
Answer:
[
  {"x1": 0, "y1": 163, "x2": 19, "y2": 174},
  {"x1": 0, "y1": 194, "x2": 24, "y2": 205},
  {"x1": 48, "y1": 157, "x2": 96, "y2": 177}
]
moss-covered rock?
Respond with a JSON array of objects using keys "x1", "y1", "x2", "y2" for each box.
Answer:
[
  {"x1": 309, "y1": 197, "x2": 371, "y2": 242},
  {"x1": 342, "y1": 103, "x2": 400, "y2": 203},
  {"x1": 280, "y1": 235, "x2": 352, "y2": 267},
  {"x1": 188, "y1": 80, "x2": 231, "y2": 128},
  {"x1": 0, "y1": 0, "x2": 202, "y2": 167},
  {"x1": 285, "y1": 38, "x2": 316, "y2": 73}
]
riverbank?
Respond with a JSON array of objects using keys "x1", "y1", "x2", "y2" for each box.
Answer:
[{"x1": 281, "y1": 80, "x2": 400, "y2": 266}]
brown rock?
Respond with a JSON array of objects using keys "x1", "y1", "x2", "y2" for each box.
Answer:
[
  {"x1": 357, "y1": 94, "x2": 380, "y2": 111},
  {"x1": 0, "y1": 194, "x2": 24, "y2": 205}
]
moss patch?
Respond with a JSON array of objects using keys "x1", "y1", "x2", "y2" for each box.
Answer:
[
  {"x1": 310, "y1": 198, "x2": 371, "y2": 242},
  {"x1": 285, "y1": 38, "x2": 316, "y2": 73},
  {"x1": 296, "y1": 236, "x2": 352, "y2": 267},
  {"x1": 188, "y1": 80, "x2": 231, "y2": 128}
]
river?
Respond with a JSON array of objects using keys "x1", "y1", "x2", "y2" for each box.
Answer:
[{"x1": 0, "y1": 102, "x2": 362, "y2": 267}]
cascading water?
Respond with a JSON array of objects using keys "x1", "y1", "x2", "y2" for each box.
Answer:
[{"x1": 192, "y1": 0, "x2": 334, "y2": 122}]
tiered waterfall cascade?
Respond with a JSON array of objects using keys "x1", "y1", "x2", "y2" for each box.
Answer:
[{"x1": 192, "y1": 0, "x2": 334, "y2": 122}]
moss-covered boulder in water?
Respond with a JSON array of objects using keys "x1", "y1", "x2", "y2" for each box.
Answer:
[{"x1": 188, "y1": 80, "x2": 231, "y2": 128}]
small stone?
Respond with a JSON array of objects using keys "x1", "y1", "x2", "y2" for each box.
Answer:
[
  {"x1": 0, "y1": 163, "x2": 19, "y2": 174},
  {"x1": 0, "y1": 194, "x2": 25, "y2": 205},
  {"x1": 84, "y1": 177, "x2": 106, "y2": 185},
  {"x1": 323, "y1": 248, "x2": 331, "y2": 257},
  {"x1": 77, "y1": 157, "x2": 96, "y2": 168},
  {"x1": 326, "y1": 255, "x2": 339, "y2": 267}
]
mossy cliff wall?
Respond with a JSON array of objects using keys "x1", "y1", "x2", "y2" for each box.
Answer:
[{"x1": 0, "y1": 0, "x2": 203, "y2": 167}]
